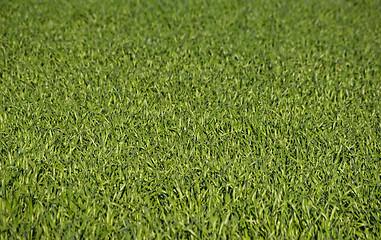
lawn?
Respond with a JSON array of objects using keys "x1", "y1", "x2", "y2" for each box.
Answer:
[{"x1": 1, "y1": 0, "x2": 380, "y2": 238}]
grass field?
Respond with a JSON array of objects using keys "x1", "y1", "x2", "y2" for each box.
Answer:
[{"x1": 1, "y1": 0, "x2": 381, "y2": 238}]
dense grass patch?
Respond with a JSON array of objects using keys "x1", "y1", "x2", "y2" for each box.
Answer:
[{"x1": 1, "y1": 0, "x2": 380, "y2": 238}]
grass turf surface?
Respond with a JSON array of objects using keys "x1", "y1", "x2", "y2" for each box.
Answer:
[{"x1": 1, "y1": 0, "x2": 381, "y2": 238}]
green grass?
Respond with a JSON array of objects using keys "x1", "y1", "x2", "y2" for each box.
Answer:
[{"x1": 1, "y1": 0, "x2": 381, "y2": 238}]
